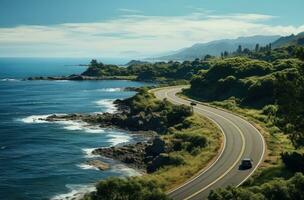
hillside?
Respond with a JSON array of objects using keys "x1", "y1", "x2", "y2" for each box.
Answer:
[
  {"x1": 272, "y1": 32, "x2": 304, "y2": 48},
  {"x1": 151, "y1": 35, "x2": 280, "y2": 61}
]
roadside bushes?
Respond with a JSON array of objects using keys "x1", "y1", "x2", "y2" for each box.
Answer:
[
  {"x1": 85, "y1": 177, "x2": 169, "y2": 200},
  {"x1": 208, "y1": 173, "x2": 304, "y2": 200},
  {"x1": 147, "y1": 153, "x2": 186, "y2": 173},
  {"x1": 281, "y1": 151, "x2": 304, "y2": 172},
  {"x1": 173, "y1": 132, "x2": 208, "y2": 153}
]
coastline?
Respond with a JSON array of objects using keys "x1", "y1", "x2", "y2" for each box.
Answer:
[
  {"x1": 16, "y1": 78, "x2": 222, "y2": 200},
  {"x1": 2, "y1": 78, "x2": 152, "y2": 200},
  {"x1": 27, "y1": 74, "x2": 137, "y2": 81}
]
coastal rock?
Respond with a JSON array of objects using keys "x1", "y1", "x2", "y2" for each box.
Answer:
[
  {"x1": 145, "y1": 136, "x2": 166, "y2": 157},
  {"x1": 92, "y1": 142, "x2": 149, "y2": 171},
  {"x1": 86, "y1": 160, "x2": 109, "y2": 171},
  {"x1": 68, "y1": 74, "x2": 85, "y2": 80},
  {"x1": 92, "y1": 137, "x2": 170, "y2": 173}
]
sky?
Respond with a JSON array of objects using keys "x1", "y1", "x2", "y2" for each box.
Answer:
[{"x1": 0, "y1": 0, "x2": 304, "y2": 58}]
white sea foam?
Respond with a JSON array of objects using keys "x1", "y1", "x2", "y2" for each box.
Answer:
[
  {"x1": 94, "y1": 99, "x2": 117, "y2": 113},
  {"x1": 83, "y1": 88, "x2": 122, "y2": 93},
  {"x1": 82, "y1": 148, "x2": 100, "y2": 158},
  {"x1": 54, "y1": 80, "x2": 70, "y2": 83},
  {"x1": 20, "y1": 114, "x2": 105, "y2": 134},
  {"x1": 107, "y1": 132, "x2": 131, "y2": 146},
  {"x1": 56, "y1": 120, "x2": 87, "y2": 131},
  {"x1": 76, "y1": 163, "x2": 99, "y2": 170},
  {"x1": 20, "y1": 114, "x2": 52, "y2": 123},
  {"x1": 110, "y1": 164, "x2": 142, "y2": 176},
  {"x1": 97, "y1": 88, "x2": 122, "y2": 92},
  {"x1": 51, "y1": 184, "x2": 96, "y2": 200},
  {"x1": 1, "y1": 78, "x2": 19, "y2": 82}
]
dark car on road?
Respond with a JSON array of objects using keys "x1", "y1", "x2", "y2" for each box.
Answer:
[
  {"x1": 240, "y1": 158, "x2": 253, "y2": 170},
  {"x1": 190, "y1": 101, "x2": 197, "y2": 106}
]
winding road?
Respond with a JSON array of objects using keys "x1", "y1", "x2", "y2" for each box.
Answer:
[{"x1": 153, "y1": 86, "x2": 265, "y2": 200}]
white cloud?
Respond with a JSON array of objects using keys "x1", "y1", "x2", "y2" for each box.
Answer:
[
  {"x1": 118, "y1": 8, "x2": 143, "y2": 14},
  {"x1": 0, "y1": 12, "x2": 303, "y2": 57}
]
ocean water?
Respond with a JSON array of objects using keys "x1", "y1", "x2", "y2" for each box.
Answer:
[
  {"x1": 0, "y1": 57, "x2": 130, "y2": 79},
  {"x1": 0, "y1": 58, "x2": 149, "y2": 200}
]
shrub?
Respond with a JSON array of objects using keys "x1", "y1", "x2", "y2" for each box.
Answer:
[
  {"x1": 281, "y1": 151, "x2": 304, "y2": 172},
  {"x1": 262, "y1": 105, "x2": 278, "y2": 116},
  {"x1": 87, "y1": 177, "x2": 170, "y2": 200},
  {"x1": 174, "y1": 132, "x2": 208, "y2": 152},
  {"x1": 208, "y1": 173, "x2": 304, "y2": 200}
]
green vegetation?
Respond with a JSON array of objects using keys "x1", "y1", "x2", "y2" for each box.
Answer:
[
  {"x1": 145, "y1": 114, "x2": 221, "y2": 190},
  {"x1": 81, "y1": 40, "x2": 304, "y2": 199},
  {"x1": 281, "y1": 152, "x2": 304, "y2": 173},
  {"x1": 84, "y1": 89, "x2": 222, "y2": 200},
  {"x1": 117, "y1": 87, "x2": 193, "y2": 133},
  {"x1": 179, "y1": 44, "x2": 304, "y2": 198},
  {"x1": 82, "y1": 58, "x2": 213, "y2": 82},
  {"x1": 187, "y1": 45, "x2": 304, "y2": 148},
  {"x1": 84, "y1": 177, "x2": 169, "y2": 200},
  {"x1": 208, "y1": 172, "x2": 304, "y2": 200}
]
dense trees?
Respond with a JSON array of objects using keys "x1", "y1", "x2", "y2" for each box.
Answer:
[
  {"x1": 275, "y1": 62, "x2": 304, "y2": 147},
  {"x1": 189, "y1": 48, "x2": 304, "y2": 108},
  {"x1": 208, "y1": 173, "x2": 304, "y2": 200},
  {"x1": 281, "y1": 152, "x2": 304, "y2": 172},
  {"x1": 82, "y1": 59, "x2": 211, "y2": 81},
  {"x1": 189, "y1": 57, "x2": 278, "y2": 106},
  {"x1": 85, "y1": 177, "x2": 169, "y2": 200}
]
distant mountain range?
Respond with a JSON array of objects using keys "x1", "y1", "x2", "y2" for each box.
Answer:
[{"x1": 149, "y1": 35, "x2": 281, "y2": 61}]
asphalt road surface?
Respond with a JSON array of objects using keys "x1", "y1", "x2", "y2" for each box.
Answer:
[{"x1": 153, "y1": 86, "x2": 265, "y2": 200}]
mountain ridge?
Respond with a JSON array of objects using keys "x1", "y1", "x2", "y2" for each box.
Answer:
[{"x1": 149, "y1": 35, "x2": 281, "y2": 61}]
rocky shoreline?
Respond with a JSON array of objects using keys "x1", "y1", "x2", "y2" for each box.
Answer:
[
  {"x1": 44, "y1": 111, "x2": 172, "y2": 173},
  {"x1": 43, "y1": 97, "x2": 175, "y2": 173},
  {"x1": 91, "y1": 136, "x2": 173, "y2": 173}
]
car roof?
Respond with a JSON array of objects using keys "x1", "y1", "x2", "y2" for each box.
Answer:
[{"x1": 242, "y1": 158, "x2": 252, "y2": 161}]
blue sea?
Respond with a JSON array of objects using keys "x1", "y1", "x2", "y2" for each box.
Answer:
[{"x1": 0, "y1": 58, "x2": 149, "y2": 200}]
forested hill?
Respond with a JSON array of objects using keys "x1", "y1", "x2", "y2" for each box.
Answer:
[
  {"x1": 272, "y1": 32, "x2": 304, "y2": 48},
  {"x1": 150, "y1": 35, "x2": 280, "y2": 61}
]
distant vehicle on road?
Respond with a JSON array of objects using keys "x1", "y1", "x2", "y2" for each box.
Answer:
[
  {"x1": 190, "y1": 102, "x2": 197, "y2": 106},
  {"x1": 240, "y1": 158, "x2": 253, "y2": 169}
]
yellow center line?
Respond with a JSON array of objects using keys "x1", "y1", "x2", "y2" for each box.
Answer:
[{"x1": 163, "y1": 89, "x2": 246, "y2": 200}]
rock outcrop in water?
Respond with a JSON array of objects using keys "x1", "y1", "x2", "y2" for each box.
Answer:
[{"x1": 86, "y1": 160, "x2": 109, "y2": 171}]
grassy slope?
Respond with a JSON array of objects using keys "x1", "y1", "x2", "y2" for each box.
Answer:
[{"x1": 145, "y1": 114, "x2": 222, "y2": 190}]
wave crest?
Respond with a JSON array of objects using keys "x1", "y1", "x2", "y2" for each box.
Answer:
[
  {"x1": 94, "y1": 99, "x2": 117, "y2": 113},
  {"x1": 97, "y1": 88, "x2": 122, "y2": 92},
  {"x1": 51, "y1": 184, "x2": 96, "y2": 200},
  {"x1": 1, "y1": 78, "x2": 20, "y2": 82},
  {"x1": 82, "y1": 148, "x2": 100, "y2": 158},
  {"x1": 19, "y1": 114, "x2": 105, "y2": 134},
  {"x1": 76, "y1": 163, "x2": 99, "y2": 170}
]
